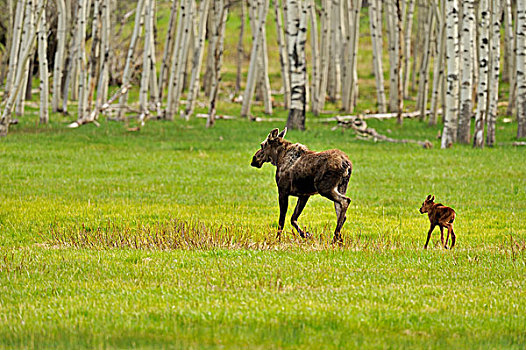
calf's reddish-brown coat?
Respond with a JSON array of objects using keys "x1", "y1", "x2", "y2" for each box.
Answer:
[
  {"x1": 419, "y1": 195, "x2": 456, "y2": 249},
  {"x1": 251, "y1": 128, "x2": 352, "y2": 243}
]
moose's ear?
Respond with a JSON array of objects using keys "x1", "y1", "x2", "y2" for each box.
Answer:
[
  {"x1": 426, "y1": 194, "x2": 432, "y2": 201},
  {"x1": 278, "y1": 127, "x2": 287, "y2": 139},
  {"x1": 431, "y1": 195, "x2": 435, "y2": 202},
  {"x1": 268, "y1": 128, "x2": 279, "y2": 139}
]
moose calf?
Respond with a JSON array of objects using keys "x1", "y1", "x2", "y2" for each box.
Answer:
[
  {"x1": 251, "y1": 128, "x2": 352, "y2": 243},
  {"x1": 419, "y1": 195, "x2": 456, "y2": 249}
]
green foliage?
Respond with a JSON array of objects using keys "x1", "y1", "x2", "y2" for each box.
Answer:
[{"x1": 0, "y1": 113, "x2": 525, "y2": 348}]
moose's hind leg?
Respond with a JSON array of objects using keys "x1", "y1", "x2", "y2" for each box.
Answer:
[{"x1": 320, "y1": 188, "x2": 351, "y2": 243}]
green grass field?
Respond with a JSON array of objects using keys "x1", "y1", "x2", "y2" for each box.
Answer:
[
  {"x1": 1, "y1": 3, "x2": 526, "y2": 349},
  {"x1": 1, "y1": 112, "x2": 525, "y2": 349}
]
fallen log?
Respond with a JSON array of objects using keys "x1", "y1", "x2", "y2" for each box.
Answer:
[
  {"x1": 319, "y1": 109, "x2": 443, "y2": 122},
  {"x1": 334, "y1": 116, "x2": 433, "y2": 148}
]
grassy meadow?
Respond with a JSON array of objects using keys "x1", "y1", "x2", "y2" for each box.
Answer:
[{"x1": 1, "y1": 3, "x2": 526, "y2": 349}]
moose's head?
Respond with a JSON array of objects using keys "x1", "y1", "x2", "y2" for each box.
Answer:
[
  {"x1": 419, "y1": 194, "x2": 435, "y2": 214},
  {"x1": 251, "y1": 128, "x2": 287, "y2": 168}
]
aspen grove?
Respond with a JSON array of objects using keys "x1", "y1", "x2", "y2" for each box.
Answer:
[{"x1": 0, "y1": 0, "x2": 525, "y2": 146}]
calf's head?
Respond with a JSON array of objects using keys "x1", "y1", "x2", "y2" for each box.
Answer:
[
  {"x1": 419, "y1": 195, "x2": 435, "y2": 214},
  {"x1": 251, "y1": 128, "x2": 287, "y2": 168}
]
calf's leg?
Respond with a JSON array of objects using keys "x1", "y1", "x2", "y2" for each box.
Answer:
[
  {"x1": 439, "y1": 226, "x2": 445, "y2": 248},
  {"x1": 449, "y1": 225, "x2": 456, "y2": 248},
  {"x1": 424, "y1": 224, "x2": 435, "y2": 249},
  {"x1": 291, "y1": 196, "x2": 310, "y2": 238}
]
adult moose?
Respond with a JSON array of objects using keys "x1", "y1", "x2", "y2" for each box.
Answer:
[{"x1": 251, "y1": 128, "x2": 352, "y2": 243}]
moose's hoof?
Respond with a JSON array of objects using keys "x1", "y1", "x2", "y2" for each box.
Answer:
[
  {"x1": 423, "y1": 245, "x2": 428, "y2": 250},
  {"x1": 444, "y1": 245, "x2": 449, "y2": 250}
]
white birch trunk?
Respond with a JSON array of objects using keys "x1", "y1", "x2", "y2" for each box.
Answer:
[
  {"x1": 158, "y1": 0, "x2": 179, "y2": 102},
  {"x1": 316, "y1": 0, "x2": 331, "y2": 115},
  {"x1": 486, "y1": 0, "x2": 501, "y2": 147},
  {"x1": 416, "y1": 6, "x2": 434, "y2": 121},
  {"x1": 96, "y1": 0, "x2": 111, "y2": 108},
  {"x1": 516, "y1": 0, "x2": 526, "y2": 138},
  {"x1": 241, "y1": 0, "x2": 270, "y2": 117},
  {"x1": 76, "y1": 0, "x2": 88, "y2": 121},
  {"x1": 118, "y1": 0, "x2": 145, "y2": 119},
  {"x1": 504, "y1": 0, "x2": 516, "y2": 116},
  {"x1": 15, "y1": 0, "x2": 35, "y2": 116},
  {"x1": 386, "y1": 0, "x2": 400, "y2": 112},
  {"x1": 307, "y1": 0, "x2": 319, "y2": 114},
  {"x1": 402, "y1": 0, "x2": 415, "y2": 98},
  {"x1": 51, "y1": 0, "x2": 67, "y2": 112},
  {"x1": 275, "y1": 0, "x2": 291, "y2": 110},
  {"x1": 4, "y1": 0, "x2": 25, "y2": 100},
  {"x1": 183, "y1": 0, "x2": 211, "y2": 120},
  {"x1": 429, "y1": 0, "x2": 445, "y2": 126},
  {"x1": 473, "y1": 0, "x2": 490, "y2": 147},
  {"x1": 38, "y1": 2, "x2": 49, "y2": 123},
  {"x1": 286, "y1": 0, "x2": 307, "y2": 130},
  {"x1": 139, "y1": 0, "x2": 153, "y2": 117},
  {"x1": 458, "y1": 0, "x2": 474, "y2": 143},
  {"x1": 235, "y1": 0, "x2": 246, "y2": 96},
  {"x1": 369, "y1": 0, "x2": 386, "y2": 113},
  {"x1": 206, "y1": 0, "x2": 228, "y2": 128},
  {"x1": 172, "y1": 0, "x2": 194, "y2": 117},
  {"x1": 342, "y1": 0, "x2": 361, "y2": 113},
  {"x1": 0, "y1": 0, "x2": 46, "y2": 136},
  {"x1": 441, "y1": 0, "x2": 460, "y2": 148}
]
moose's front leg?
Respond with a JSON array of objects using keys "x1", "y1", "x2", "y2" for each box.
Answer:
[{"x1": 276, "y1": 193, "x2": 289, "y2": 239}]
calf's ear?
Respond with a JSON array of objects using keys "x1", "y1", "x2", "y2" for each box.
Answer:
[
  {"x1": 268, "y1": 128, "x2": 279, "y2": 139},
  {"x1": 426, "y1": 194, "x2": 432, "y2": 201},
  {"x1": 278, "y1": 127, "x2": 287, "y2": 139},
  {"x1": 431, "y1": 195, "x2": 435, "y2": 202}
]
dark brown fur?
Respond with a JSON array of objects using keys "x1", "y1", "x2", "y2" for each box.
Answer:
[
  {"x1": 251, "y1": 128, "x2": 352, "y2": 243},
  {"x1": 419, "y1": 195, "x2": 456, "y2": 249}
]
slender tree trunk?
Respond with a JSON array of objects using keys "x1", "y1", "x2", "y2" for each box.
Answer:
[
  {"x1": 206, "y1": 0, "x2": 229, "y2": 128},
  {"x1": 395, "y1": 0, "x2": 404, "y2": 123},
  {"x1": 38, "y1": 2, "x2": 49, "y2": 124},
  {"x1": 4, "y1": 0, "x2": 25, "y2": 101},
  {"x1": 486, "y1": 0, "x2": 501, "y2": 147},
  {"x1": 369, "y1": 0, "x2": 386, "y2": 113},
  {"x1": 183, "y1": 0, "x2": 211, "y2": 120},
  {"x1": 15, "y1": 0, "x2": 35, "y2": 116},
  {"x1": 51, "y1": 0, "x2": 67, "y2": 112},
  {"x1": 416, "y1": 6, "x2": 434, "y2": 122},
  {"x1": 316, "y1": 0, "x2": 331, "y2": 115},
  {"x1": 441, "y1": 0, "x2": 460, "y2": 148},
  {"x1": 402, "y1": 0, "x2": 415, "y2": 98},
  {"x1": 516, "y1": 0, "x2": 526, "y2": 138},
  {"x1": 139, "y1": 0, "x2": 153, "y2": 119},
  {"x1": 76, "y1": 0, "x2": 88, "y2": 121},
  {"x1": 275, "y1": 0, "x2": 291, "y2": 110},
  {"x1": 286, "y1": 0, "x2": 307, "y2": 130},
  {"x1": 504, "y1": 0, "x2": 516, "y2": 116},
  {"x1": 307, "y1": 0, "x2": 319, "y2": 114},
  {"x1": 0, "y1": 0, "x2": 47, "y2": 136},
  {"x1": 158, "y1": 0, "x2": 179, "y2": 102},
  {"x1": 386, "y1": 0, "x2": 400, "y2": 112},
  {"x1": 458, "y1": 0, "x2": 474, "y2": 143},
  {"x1": 118, "y1": 0, "x2": 145, "y2": 119},
  {"x1": 0, "y1": 0, "x2": 14, "y2": 87},
  {"x1": 96, "y1": 0, "x2": 111, "y2": 108},
  {"x1": 429, "y1": 0, "x2": 445, "y2": 126},
  {"x1": 473, "y1": 0, "x2": 490, "y2": 147},
  {"x1": 235, "y1": 0, "x2": 246, "y2": 96},
  {"x1": 241, "y1": 0, "x2": 270, "y2": 117}
]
